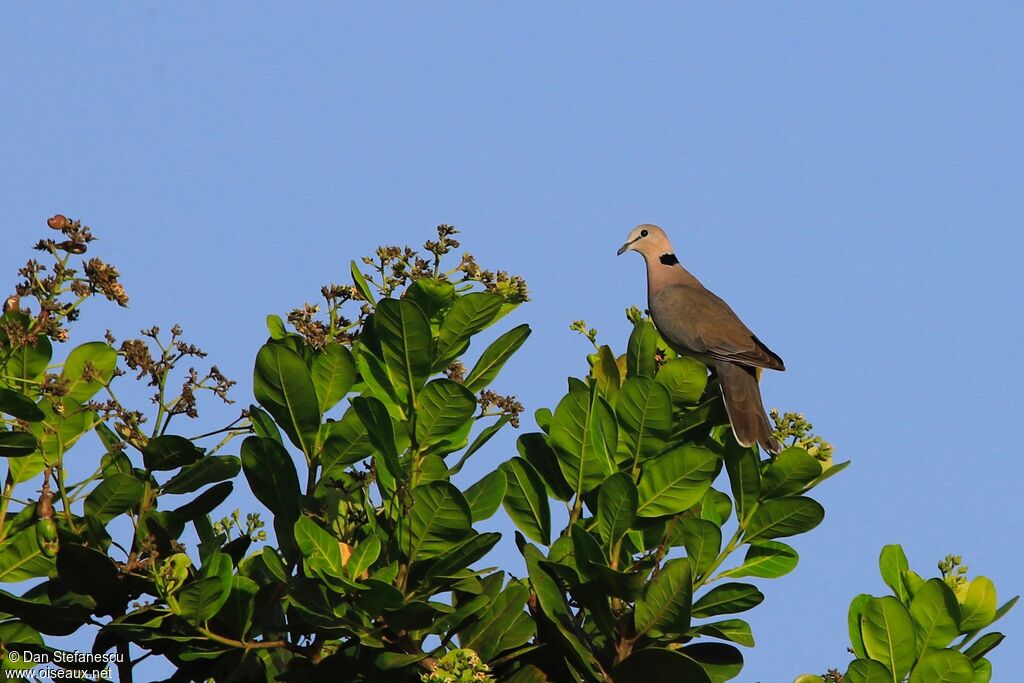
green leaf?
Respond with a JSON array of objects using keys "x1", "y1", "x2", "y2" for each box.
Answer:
[
  {"x1": 675, "y1": 518, "x2": 722, "y2": 579},
  {"x1": 637, "y1": 445, "x2": 719, "y2": 518},
  {"x1": 550, "y1": 387, "x2": 617, "y2": 495},
  {"x1": 499, "y1": 457, "x2": 550, "y2": 545},
  {"x1": 616, "y1": 377, "x2": 672, "y2": 467},
  {"x1": 421, "y1": 532, "x2": 501, "y2": 586},
  {"x1": 963, "y1": 632, "x2": 1004, "y2": 661},
  {"x1": 959, "y1": 576, "x2": 997, "y2": 631},
  {"x1": 177, "y1": 577, "x2": 229, "y2": 627},
  {"x1": 56, "y1": 543, "x2": 121, "y2": 612},
  {"x1": 909, "y1": 579, "x2": 960, "y2": 652},
  {"x1": 435, "y1": 292, "x2": 503, "y2": 369},
  {"x1": 320, "y1": 406, "x2": 373, "y2": 477},
  {"x1": 972, "y1": 657, "x2": 992, "y2": 683},
  {"x1": 0, "y1": 388, "x2": 44, "y2": 422},
  {"x1": 459, "y1": 579, "x2": 533, "y2": 661},
  {"x1": 880, "y1": 544, "x2": 911, "y2": 604},
  {"x1": 464, "y1": 323, "x2": 531, "y2": 393},
  {"x1": 687, "y1": 619, "x2": 754, "y2": 647},
  {"x1": 448, "y1": 414, "x2": 510, "y2": 476},
  {"x1": 415, "y1": 378, "x2": 476, "y2": 448},
  {"x1": 85, "y1": 473, "x2": 145, "y2": 523},
  {"x1": 350, "y1": 260, "x2": 376, "y2": 304},
  {"x1": 590, "y1": 344, "x2": 622, "y2": 403},
  {"x1": 28, "y1": 397, "x2": 94, "y2": 462},
  {"x1": 635, "y1": 557, "x2": 693, "y2": 638},
  {"x1": 0, "y1": 529, "x2": 54, "y2": 582},
  {"x1": 848, "y1": 593, "x2": 873, "y2": 659},
  {"x1": 240, "y1": 436, "x2": 301, "y2": 527},
  {"x1": 356, "y1": 344, "x2": 404, "y2": 416},
  {"x1": 60, "y1": 341, "x2": 117, "y2": 402},
  {"x1": 375, "y1": 297, "x2": 432, "y2": 404},
  {"x1": 402, "y1": 481, "x2": 472, "y2": 562},
  {"x1": 517, "y1": 432, "x2": 573, "y2": 501},
  {"x1": 464, "y1": 469, "x2": 507, "y2": 523},
  {"x1": 173, "y1": 481, "x2": 233, "y2": 522},
  {"x1": 743, "y1": 496, "x2": 824, "y2": 542},
  {"x1": 718, "y1": 540, "x2": 798, "y2": 579},
  {"x1": 294, "y1": 516, "x2": 344, "y2": 579},
  {"x1": 861, "y1": 596, "x2": 916, "y2": 681},
  {"x1": 253, "y1": 342, "x2": 320, "y2": 457},
  {"x1": 613, "y1": 647, "x2": 712, "y2": 683},
  {"x1": 141, "y1": 434, "x2": 203, "y2": 472},
  {"x1": 597, "y1": 472, "x2": 637, "y2": 548},
  {"x1": 760, "y1": 447, "x2": 821, "y2": 499},
  {"x1": 0, "y1": 589, "x2": 90, "y2": 636},
  {"x1": 352, "y1": 396, "x2": 402, "y2": 484},
  {"x1": 162, "y1": 456, "x2": 240, "y2": 495},
  {"x1": 266, "y1": 314, "x2": 287, "y2": 339},
  {"x1": 2, "y1": 314, "x2": 51, "y2": 381},
  {"x1": 248, "y1": 404, "x2": 282, "y2": 444},
  {"x1": 311, "y1": 343, "x2": 356, "y2": 414},
  {"x1": 908, "y1": 650, "x2": 975, "y2": 683},
  {"x1": 843, "y1": 659, "x2": 894, "y2": 683},
  {"x1": 680, "y1": 643, "x2": 743, "y2": 683},
  {"x1": 723, "y1": 445, "x2": 760, "y2": 523},
  {"x1": 655, "y1": 356, "x2": 708, "y2": 406},
  {"x1": 626, "y1": 320, "x2": 658, "y2": 379},
  {"x1": 692, "y1": 582, "x2": 763, "y2": 618},
  {"x1": 405, "y1": 278, "x2": 456, "y2": 322},
  {"x1": 0, "y1": 431, "x2": 38, "y2": 457},
  {"x1": 346, "y1": 535, "x2": 381, "y2": 579}
]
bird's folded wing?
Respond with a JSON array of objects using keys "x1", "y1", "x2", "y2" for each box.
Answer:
[{"x1": 651, "y1": 284, "x2": 784, "y2": 371}]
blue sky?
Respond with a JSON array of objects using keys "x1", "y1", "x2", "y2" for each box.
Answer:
[{"x1": 2, "y1": 3, "x2": 1023, "y2": 680}]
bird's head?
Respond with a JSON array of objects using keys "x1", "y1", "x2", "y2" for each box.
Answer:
[{"x1": 616, "y1": 224, "x2": 675, "y2": 261}]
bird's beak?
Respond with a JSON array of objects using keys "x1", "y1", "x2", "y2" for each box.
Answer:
[{"x1": 616, "y1": 239, "x2": 636, "y2": 256}]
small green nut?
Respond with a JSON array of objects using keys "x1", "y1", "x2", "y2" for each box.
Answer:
[{"x1": 36, "y1": 517, "x2": 58, "y2": 543}]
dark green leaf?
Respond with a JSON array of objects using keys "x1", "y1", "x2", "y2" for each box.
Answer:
[
  {"x1": 0, "y1": 589, "x2": 90, "y2": 636},
  {"x1": 294, "y1": 516, "x2": 344, "y2": 579},
  {"x1": 402, "y1": 481, "x2": 472, "y2": 562},
  {"x1": 517, "y1": 432, "x2": 573, "y2": 501},
  {"x1": 415, "y1": 378, "x2": 476, "y2": 448},
  {"x1": 681, "y1": 643, "x2": 743, "y2": 683},
  {"x1": 85, "y1": 473, "x2": 145, "y2": 523},
  {"x1": 0, "y1": 388, "x2": 44, "y2": 422},
  {"x1": 718, "y1": 540, "x2": 798, "y2": 579},
  {"x1": 253, "y1": 342, "x2": 320, "y2": 457},
  {"x1": 248, "y1": 404, "x2": 282, "y2": 443},
  {"x1": 320, "y1": 406, "x2": 372, "y2": 477},
  {"x1": 352, "y1": 396, "x2": 402, "y2": 484},
  {"x1": 56, "y1": 543, "x2": 121, "y2": 612},
  {"x1": 464, "y1": 324, "x2": 532, "y2": 393},
  {"x1": 743, "y1": 496, "x2": 824, "y2": 542},
  {"x1": 405, "y1": 278, "x2": 456, "y2": 322},
  {"x1": 760, "y1": 446, "x2": 821, "y2": 499},
  {"x1": 0, "y1": 529, "x2": 54, "y2": 582},
  {"x1": 464, "y1": 469, "x2": 507, "y2": 523},
  {"x1": 173, "y1": 482, "x2": 233, "y2": 521},
  {"x1": 616, "y1": 378, "x2": 672, "y2": 468},
  {"x1": 177, "y1": 577, "x2": 229, "y2": 627},
  {"x1": 142, "y1": 434, "x2": 203, "y2": 472},
  {"x1": 499, "y1": 458, "x2": 550, "y2": 545},
  {"x1": 241, "y1": 437, "x2": 301, "y2": 528},
  {"x1": 0, "y1": 431, "x2": 38, "y2": 458},
  {"x1": 350, "y1": 260, "x2": 376, "y2": 304},
  {"x1": 637, "y1": 445, "x2": 719, "y2": 518},
  {"x1": 162, "y1": 456, "x2": 240, "y2": 495},
  {"x1": 597, "y1": 472, "x2": 637, "y2": 547},
  {"x1": 692, "y1": 582, "x2": 763, "y2": 618},
  {"x1": 635, "y1": 558, "x2": 693, "y2": 638},
  {"x1": 963, "y1": 632, "x2": 1004, "y2": 661},
  {"x1": 311, "y1": 343, "x2": 356, "y2": 414},
  {"x1": 550, "y1": 387, "x2": 617, "y2": 495},
  {"x1": 613, "y1": 647, "x2": 712, "y2": 683},
  {"x1": 676, "y1": 518, "x2": 722, "y2": 579},
  {"x1": 435, "y1": 292, "x2": 504, "y2": 369},
  {"x1": 375, "y1": 298, "x2": 432, "y2": 404},
  {"x1": 723, "y1": 444, "x2": 760, "y2": 523},
  {"x1": 447, "y1": 414, "x2": 510, "y2": 476},
  {"x1": 687, "y1": 619, "x2": 754, "y2": 647}
]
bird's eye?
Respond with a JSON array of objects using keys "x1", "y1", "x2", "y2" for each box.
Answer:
[{"x1": 640, "y1": 229, "x2": 649, "y2": 237}]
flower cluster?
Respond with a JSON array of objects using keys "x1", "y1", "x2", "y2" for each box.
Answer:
[
  {"x1": 939, "y1": 554, "x2": 970, "y2": 592},
  {"x1": 478, "y1": 389, "x2": 524, "y2": 428},
  {"x1": 421, "y1": 649, "x2": 493, "y2": 683},
  {"x1": 769, "y1": 409, "x2": 834, "y2": 463}
]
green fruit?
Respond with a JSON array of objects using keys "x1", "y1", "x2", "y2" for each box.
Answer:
[{"x1": 36, "y1": 517, "x2": 58, "y2": 543}]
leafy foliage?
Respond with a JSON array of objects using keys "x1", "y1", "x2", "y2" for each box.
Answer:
[{"x1": 0, "y1": 217, "x2": 1011, "y2": 683}]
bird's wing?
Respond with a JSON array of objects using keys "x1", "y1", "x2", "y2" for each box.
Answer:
[{"x1": 651, "y1": 283, "x2": 784, "y2": 371}]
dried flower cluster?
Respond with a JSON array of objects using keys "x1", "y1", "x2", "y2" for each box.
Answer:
[
  {"x1": 478, "y1": 389, "x2": 524, "y2": 428},
  {"x1": 2, "y1": 215, "x2": 128, "y2": 347}
]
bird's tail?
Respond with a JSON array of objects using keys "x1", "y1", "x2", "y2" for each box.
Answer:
[{"x1": 714, "y1": 361, "x2": 781, "y2": 455}]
